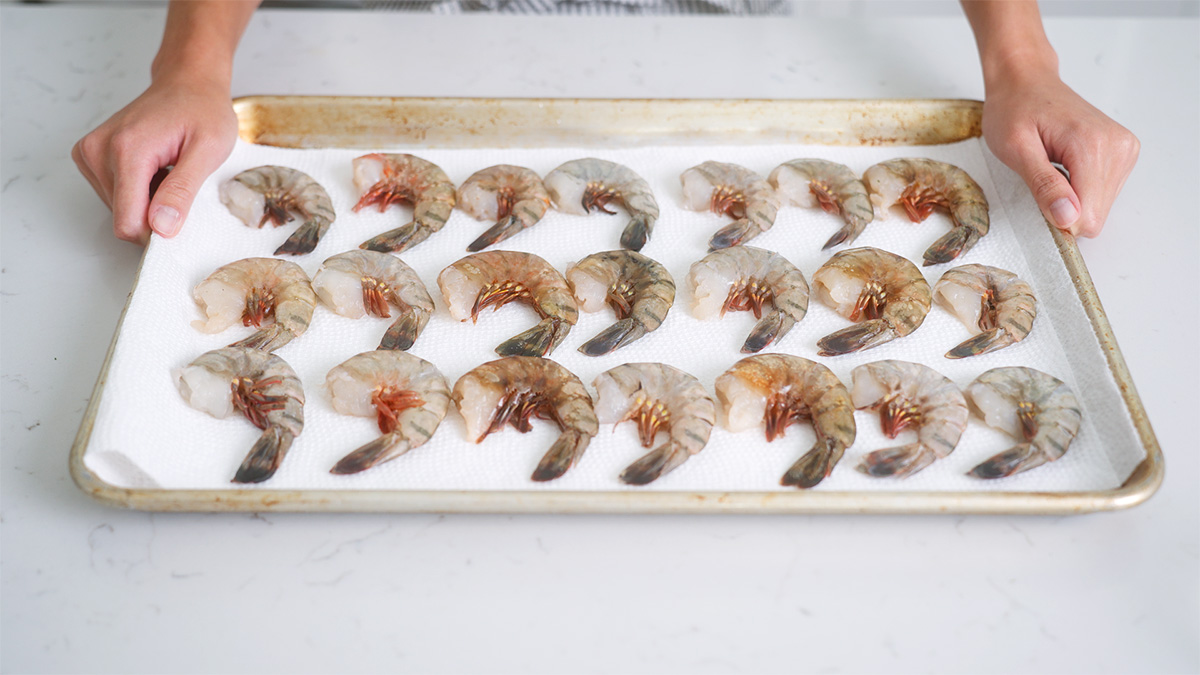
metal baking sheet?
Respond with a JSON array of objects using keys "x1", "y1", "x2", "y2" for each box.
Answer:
[{"x1": 69, "y1": 96, "x2": 1162, "y2": 513}]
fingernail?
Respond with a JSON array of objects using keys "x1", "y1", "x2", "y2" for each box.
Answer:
[
  {"x1": 151, "y1": 205, "x2": 180, "y2": 237},
  {"x1": 1049, "y1": 198, "x2": 1078, "y2": 229}
]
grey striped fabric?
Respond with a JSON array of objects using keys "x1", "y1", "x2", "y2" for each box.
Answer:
[{"x1": 358, "y1": 0, "x2": 790, "y2": 14}]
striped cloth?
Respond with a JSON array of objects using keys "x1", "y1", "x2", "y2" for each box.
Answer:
[{"x1": 359, "y1": 0, "x2": 791, "y2": 14}]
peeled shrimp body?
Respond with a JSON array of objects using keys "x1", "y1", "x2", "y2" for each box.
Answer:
[
  {"x1": 850, "y1": 360, "x2": 969, "y2": 478},
  {"x1": 680, "y1": 161, "x2": 780, "y2": 251},
  {"x1": 567, "y1": 250, "x2": 675, "y2": 356},
  {"x1": 965, "y1": 367, "x2": 1081, "y2": 479},
  {"x1": 458, "y1": 165, "x2": 552, "y2": 251},
  {"x1": 192, "y1": 257, "x2": 317, "y2": 352},
  {"x1": 768, "y1": 159, "x2": 874, "y2": 250},
  {"x1": 219, "y1": 165, "x2": 337, "y2": 256},
  {"x1": 933, "y1": 264, "x2": 1037, "y2": 359},
  {"x1": 862, "y1": 158, "x2": 990, "y2": 266},
  {"x1": 812, "y1": 247, "x2": 931, "y2": 356},
  {"x1": 687, "y1": 245, "x2": 809, "y2": 353},
  {"x1": 593, "y1": 363, "x2": 715, "y2": 485},
  {"x1": 437, "y1": 250, "x2": 578, "y2": 357},
  {"x1": 174, "y1": 347, "x2": 304, "y2": 484},
  {"x1": 543, "y1": 158, "x2": 659, "y2": 251},
  {"x1": 353, "y1": 153, "x2": 457, "y2": 253},
  {"x1": 311, "y1": 250, "x2": 434, "y2": 351},
  {"x1": 326, "y1": 351, "x2": 451, "y2": 475},
  {"x1": 715, "y1": 354, "x2": 856, "y2": 488},
  {"x1": 452, "y1": 356, "x2": 598, "y2": 482}
]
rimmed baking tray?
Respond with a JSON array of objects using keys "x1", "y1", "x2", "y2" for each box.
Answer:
[{"x1": 69, "y1": 96, "x2": 1162, "y2": 514}]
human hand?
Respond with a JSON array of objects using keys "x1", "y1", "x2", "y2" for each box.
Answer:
[
  {"x1": 72, "y1": 74, "x2": 238, "y2": 244},
  {"x1": 981, "y1": 70, "x2": 1139, "y2": 238}
]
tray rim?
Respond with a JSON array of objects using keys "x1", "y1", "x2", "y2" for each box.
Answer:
[{"x1": 68, "y1": 95, "x2": 1163, "y2": 514}]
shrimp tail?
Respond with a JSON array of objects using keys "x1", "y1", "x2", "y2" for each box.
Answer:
[
  {"x1": 578, "y1": 318, "x2": 648, "y2": 357},
  {"x1": 967, "y1": 443, "x2": 1050, "y2": 479},
  {"x1": 620, "y1": 214, "x2": 655, "y2": 252},
  {"x1": 360, "y1": 222, "x2": 431, "y2": 253},
  {"x1": 923, "y1": 226, "x2": 980, "y2": 266},
  {"x1": 274, "y1": 217, "x2": 330, "y2": 256},
  {"x1": 620, "y1": 441, "x2": 691, "y2": 486},
  {"x1": 817, "y1": 319, "x2": 896, "y2": 356},
  {"x1": 821, "y1": 219, "x2": 867, "y2": 250},
  {"x1": 532, "y1": 429, "x2": 592, "y2": 482},
  {"x1": 856, "y1": 442, "x2": 938, "y2": 478},
  {"x1": 379, "y1": 310, "x2": 423, "y2": 351},
  {"x1": 233, "y1": 427, "x2": 295, "y2": 484},
  {"x1": 330, "y1": 432, "x2": 411, "y2": 475},
  {"x1": 467, "y1": 215, "x2": 525, "y2": 252},
  {"x1": 742, "y1": 311, "x2": 796, "y2": 354},
  {"x1": 229, "y1": 325, "x2": 295, "y2": 352},
  {"x1": 496, "y1": 317, "x2": 570, "y2": 357},
  {"x1": 781, "y1": 437, "x2": 846, "y2": 488},
  {"x1": 707, "y1": 218, "x2": 762, "y2": 251},
  {"x1": 945, "y1": 328, "x2": 1014, "y2": 359}
]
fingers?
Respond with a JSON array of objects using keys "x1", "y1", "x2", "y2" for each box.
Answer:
[
  {"x1": 1058, "y1": 128, "x2": 1140, "y2": 239},
  {"x1": 146, "y1": 134, "x2": 228, "y2": 239},
  {"x1": 72, "y1": 136, "x2": 113, "y2": 209},
  {"x1": 1003, "y1": 129, "x2": 1083, "y2": 236}
]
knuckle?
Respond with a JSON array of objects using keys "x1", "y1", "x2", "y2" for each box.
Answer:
[
  {"x1": 154, "y1": 178, "x2": 195, "y2": 207},
  {"x1": 109, "y1": 127, "x2": 140, "y2": 157},
  {"x1": 1029, "y1": 170, "x2": 1064, "y2": 200}
]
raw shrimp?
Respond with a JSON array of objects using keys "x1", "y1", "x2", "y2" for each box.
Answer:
[
  {"x1": 458, "y1": 165, "x2": 552, "y2": 251},
  {"x1": 715, "y1": 354, "x2": 856, "y2": 488},
  {"x1": 543, "y1": 158, "x2": 659, "y2": 251},
  {"x1": 353, "y1": 153, "x2": 456, "y2": 253},
  {"x1": 192, "y1": 257, "x2": 317, "y2": 351},
  {"x1": 850, "y1": 360, "x2": 969, "y2": 478},
  {"x1": 862, "y1": 158, "x2": 990, "y2": 266},
  {"x1": 933, "y1": 264, "x2": 1037, "y2": 359},
  {"x1": 687, "y1": 245, "x2": 809, "y2": 353},
  {"x1": 566, "y1": 250, "x2": 675, "y2": 356},
  {"x1": 812, "y1": 247, "x2": 931, "y2": 356},
  {"x1": 680, "y1": 161, "x2": 780, "y2": 251},
  {"x1": 437, "y1": 251, "x2": 578, "y2": 357},
  {"x1": 768, "y1": 158, "x2": 874, "y2": 250},
  {"x1": 593, "y1": 363, "x2": 715, "y2": 485},
  {"x1": 452, "y1": 356, "x2": 598, "y2": 482},
  {"x1": 311, "y1": 250, "x2": 434, "y2": 351},
  {"x1": 326, "y1": 351, "x2": 451, "y2": 474},
  {"x1": 174, "y1": 347, "x2": 304, "y2": 484},
  {"x1": 965, "y1": 367, "x2": 1081, "y2": 479},
  {"x1": 219, "y1": 165, "x2": 337, "y2": 256}
]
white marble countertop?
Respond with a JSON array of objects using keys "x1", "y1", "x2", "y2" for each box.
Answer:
[{"x1": 2, "y1": 5, "x2": 1196, "y2": 673}]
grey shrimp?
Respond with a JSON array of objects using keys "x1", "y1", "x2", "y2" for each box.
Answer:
[
  {"x1": 716, "y1": 354, "x2": 856, "y2": 488},
  {"x1": 219, "y1": 165, "x2": 337, "y2": 256},
  {"x1": 687, "y1": 245, "x2": 809, "y2": 353},
  {"x1": 769, "y1": 158, "x2": 874, "y2": 250},
  {"x1": 354, "y1": 153, "x2": 457, "y2": 253},
  {"x1": 326, "y1": 351, "x2": 451, "y2": 474},
  {"x1": 812, "y1": 247, "x2": 931, "y2": 356},
  {"x1": 452, "y1": 356, "x2": 598, "y2": 482},
  {"x1": 567, "y1": 250, "x2": 675, "y2": 356},
  {"x1": 311, "y1": 250, "x2": 434, "y2": 351},
  {"x1": 192, "y1": 257, "x2": 317, "y2": 351},
  {"x1": 863, "y1": 158, "x2": 990, "y2": 266},
  {"x1": 934, "y1": 264, "x2": 1037, "y2": 359},
  {"x1": 966, "y1": 367, "x2": 1082, "y2": 479},
  {"x1": 593, "y1": 363, "x2": 715, "y2": 485},
  {"x1": 458, "y1": 164, "x2": 552, "y2": 251},
  {"x1": 174, "y1": 347, "x2": 305, "y2": 484},
  {"x1": 544, "y1": 158, "x2": 660, "y2": 251},
  {"x1": 680, "y1": 161, "x2": 781, "y2": 251},
  {"x1": 850, "y1": 360, "x2": 969, "y2": 478}
]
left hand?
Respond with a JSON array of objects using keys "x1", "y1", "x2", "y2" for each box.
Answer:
[{"x1": 981, "y1": 69, "x2": 1139, "y2": 238}]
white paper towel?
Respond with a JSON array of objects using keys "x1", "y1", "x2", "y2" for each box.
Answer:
[{"x1": 83, "y1": 138, "x2": 1143, "y2": 493}]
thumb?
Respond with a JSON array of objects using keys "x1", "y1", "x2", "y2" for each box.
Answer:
[
  {"x1": 146, "y1": 148, "x2": 219, "y2": 238},
  {"x1": 1008, "y1": 140, "x2": 1082, "y2": 235}
]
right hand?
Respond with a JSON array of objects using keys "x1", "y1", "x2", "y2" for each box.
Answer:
[{"x1": 72, "y1": 74, "x2": 238, "y2": 244}]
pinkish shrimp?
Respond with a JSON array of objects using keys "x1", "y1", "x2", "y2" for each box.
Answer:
[
  {"x1": 458, "y1": 164, "x2": 552, "y2": 251},
  {"x1": 219, "y1": 165, "x2": 337, "y2": 256},
  {"x1": 353, "y1": 153, "x2": 456, "y2": 253}
]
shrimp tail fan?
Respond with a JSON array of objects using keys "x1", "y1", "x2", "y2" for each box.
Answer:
[
  {"x1": 229, "y1": 324, "x2": 294, "y2": 352},
  {"x1": 821, "y1": 218, "x2": 867, "y2": 251},
  {"x1": 330, "y1": 433, "x2": 411, "y2": 475},
  {"x1": 532, "y1": 429, "x2": 592, "y2": 482},
  {"x1": 496, "y1": 317, "x2": 570, "y2": 357},
  {"x1": 578, "y1": 318, "x2": 647, "y2": 357},
  {"x1": 707, "y1": 218, "x2": 762, "y2": 251},
  {"x1": 361, "y1": 222, "x2": 431, "y2": 253},
  {"x1": 467, "y1": 215, "x2": 523, "y2": 252},
  {"x1": 379, "y1": 311, "x2": 424, "y2": 351},
  {"x1": 856, "y1": 442, "x2": 938, "y2": 479},
  {"x1": 620, "y1": 213, "x2": 655, "y2": 252},
  {"x1": 817, "y1": 319, "x2": 895, "y2": 356},
  {"x1": 742, "y1": 311, "x2": 796, "y2": 354},
  {"x1": 274, "y1": 217, "x2": 331, "y2": 256},
  {"x1": 967, "y1": 443, "x2": 1050, "y2": 479},
  {"x1": 233, "y1": 427, "x2": 295, "y2": 484},
  {"x1": 620, "y1": 442, "x2": 691, "y2": 486},
  {"x1": 781, "y1": 437, "x2": 846, "y2": 488},
  {"x1": 923, "y1": 226, "x2": 980, "y2": 266},
  {"x1": 945, "y1": 328, "x2": 1015, "y2": 359}
]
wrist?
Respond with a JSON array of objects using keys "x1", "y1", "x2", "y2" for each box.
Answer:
[
  {"x1": 150, "y1": 46, "x2": 233, "y2": 92},
  {"x1": 980, "y1": 42, "x2": 1059, "y2": 93}
]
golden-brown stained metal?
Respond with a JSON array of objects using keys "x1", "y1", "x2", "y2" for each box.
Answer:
[{"x1": 70, "y1": 96, "x2": 1161, "y2": 514}]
